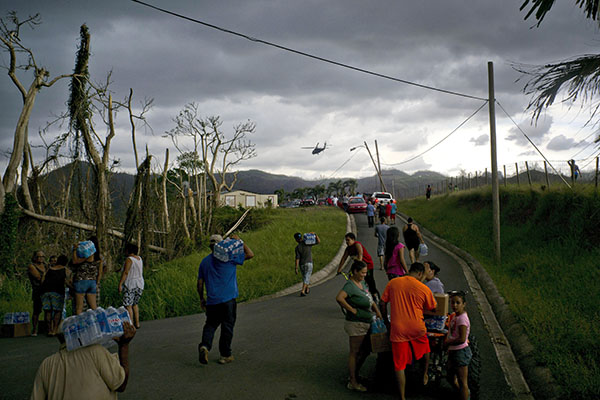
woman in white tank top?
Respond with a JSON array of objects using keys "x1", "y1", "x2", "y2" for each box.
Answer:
[{"x1": 118, "y1": 243, "x2": 144, "y2": 328}]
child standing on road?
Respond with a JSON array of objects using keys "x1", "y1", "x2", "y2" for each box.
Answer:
[
  {"x1": 445, "y1": 291, "x2": 471, "y2": 400},
  {"x1": 294, "y1": 232, "x2": 320, "y2": 296}
]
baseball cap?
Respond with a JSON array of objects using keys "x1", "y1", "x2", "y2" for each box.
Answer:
[{"x1": 209, "y1": 234, "x2": 223, "y2": 243}]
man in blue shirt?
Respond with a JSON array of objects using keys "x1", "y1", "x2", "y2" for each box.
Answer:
[
  {"x1": 366, "y1": 201, "x2": 375, "y2": 227},
  {"x1": 197, "y1": 234, "x2": 254, "y2": 365}
]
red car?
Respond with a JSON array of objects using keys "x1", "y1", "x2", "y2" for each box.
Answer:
[{"x1": 346, "y1": 196, "x2": 367, "y2": 213}]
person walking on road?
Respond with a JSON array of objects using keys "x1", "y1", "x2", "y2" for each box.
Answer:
[
  {"x1": 384, "y1": 227, "x2": 408, "y2": 280},
  {"x1": 337, "y1": 232, "x2": 379, "y2": 301},
  {"x1": 366, "y1": 201, "x2": 375, "y2": 228},
  {"x1": 380, "y1": 262, "x2": 437, "y2": 400},
  {"x1": 374, "y1": 217, "x2": 389, "y2": 270},
  {"x1": 336, "y1": 260, "x2": 383, "y2": 392},
  {"x1": 390, "y1": 202, "x2": 397, "y2": 225},
  {"x1": 403, "y1": 217, "x2": 425, "y2": 263},
  {"x1": 197, "y1": 234, "x2": 254, "y2": 365},
  {"x1": 118, "y1": 243, "x2": 144, "y2": 329},
  {"x1": 294, "y1": 232, "x2": 320, "y2": 296}
]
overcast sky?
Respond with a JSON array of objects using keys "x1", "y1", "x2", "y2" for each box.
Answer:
[{"x1": 1, "y1": 0, "x2": 599, "y2": 182}]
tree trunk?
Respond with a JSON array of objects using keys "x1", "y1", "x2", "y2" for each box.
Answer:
[
  {"x1": 161, "y1": 149, "x2": 170, "y2": 234},
  {"x1": 2, "y1": 78, "x2": 42, "y2": 195}
]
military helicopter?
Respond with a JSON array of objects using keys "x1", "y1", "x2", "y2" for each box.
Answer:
[{"x1": 301, "y1": 142, "x2": 330, "y2": 155}]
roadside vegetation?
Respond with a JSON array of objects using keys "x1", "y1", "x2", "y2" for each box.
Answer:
[
  {"x1": 1, "y1": 206, "x2": 346, "y2": 321},
  {"x1": 399, "y1": 185, "x2": 600, "y2": 400}
]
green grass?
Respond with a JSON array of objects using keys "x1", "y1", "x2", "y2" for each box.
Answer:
[
  {"x1": 399, "y1": 186, "x2": 600, "y2": 400},
  {"x1": 1, "y1": 206, "x2": 346, "y2": 322}
]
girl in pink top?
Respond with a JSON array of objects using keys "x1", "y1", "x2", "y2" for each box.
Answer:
[
  {"x1": 383, "y1": 227, "x2": 408, "y2": 280},
  {"x1": 445, "y1": 291, "x2": 471, "y2": 400}
]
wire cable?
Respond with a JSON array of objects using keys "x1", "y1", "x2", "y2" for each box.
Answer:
[
  {"x1": 496, "y1": 101, "x2": 572, "y2": 188},
  {"x1": 569, "y1": 129, "x2": 599, "y2": 159},
  {"x1": 130, "y1": 0, "x2": 487, "y2": 101},
  {"x1": 327, "y1": 149, "x2": 363, "y2": 180},
  {"x1": 381, "y1": 101, "x2": 488, "y2": 166}
]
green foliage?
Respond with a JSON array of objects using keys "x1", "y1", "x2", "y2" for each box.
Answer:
[
  {"x1": 399, "y1": 186, "x2": 600, "y2": 399},
  {"x1": 0, "y1": 193, "x2": 20, "y2": 276}
]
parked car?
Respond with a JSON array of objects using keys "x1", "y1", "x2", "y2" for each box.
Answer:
[
  {"x1": 346, "y1": 196, "x2": 368, "y2": 213},
  {"x1": 317, "y1": 198, "x2": 328, "y2": 205},
  {"x1": 300, "y1": 198, "x2": 315, "y2": 206},
  {"x1": 371, "y1": 191, "x2": 395, "y2": 206}
]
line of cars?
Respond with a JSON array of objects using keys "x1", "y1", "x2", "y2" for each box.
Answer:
[{"x1": 344, "y1": 191, "x2": 396, "y2": 214}]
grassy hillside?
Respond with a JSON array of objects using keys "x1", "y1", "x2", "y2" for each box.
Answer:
[{"x1": 399, "y1": 186, "x2": 600, "y2": 400}]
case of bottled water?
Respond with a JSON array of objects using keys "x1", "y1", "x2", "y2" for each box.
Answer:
[
  {"x1": 213, "y1": 238, "x2": 245, "y2": 264},
  {"x1": 303, "y1": 233, "x2": 317, "y2": 245},
  {"x1": 63, "y1": 306, "x2": 130, "y2": 351}
]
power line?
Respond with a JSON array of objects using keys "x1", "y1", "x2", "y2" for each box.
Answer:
[
  {"x1": 381, "y1": 101, "x2": 488, "y2": 167},
  {"x1": 570, "y1": 129, "x2": 599, "y2": 159},
  {"x1": 327, "y1": 149, "x2": 363, "y2": 180},
  {"x1": 496, "y1": 101, "x2": 572, "y2": 188},
  {"x1": 130, "y1": 0, "x2": 487, "y2": 101}
]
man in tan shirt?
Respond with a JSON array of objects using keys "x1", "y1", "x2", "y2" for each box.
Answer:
[{"x1": 31, "y1": 322, "x2": 136, "y2": 399}]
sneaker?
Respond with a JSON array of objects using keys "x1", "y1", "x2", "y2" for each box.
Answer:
[
  {"x1": 218, "y1": 355, "x2": 234, "y2": 364},
  {"x1": 198, "y1": 345, "x2": 208, "y2": 365}
]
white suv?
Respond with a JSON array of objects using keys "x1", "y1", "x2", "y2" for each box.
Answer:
[{"x1": 371, "y1": 191, "x2": 395, "y2": 205}]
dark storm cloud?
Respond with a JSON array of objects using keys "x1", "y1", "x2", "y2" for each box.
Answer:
[{"x1": 1, "y1": 0, "x2": 598, "y2": 178}]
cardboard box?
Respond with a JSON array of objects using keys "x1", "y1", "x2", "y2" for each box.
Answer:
[
  {"x1": 424, "y1": 293, "x2": 449, "y2": 317},
  {"x1": 370, "y1": 332, "x2": 391, "y2": 353},
  {"x1": 1, "y1": 323, "x2": 31, "y2": 338}
]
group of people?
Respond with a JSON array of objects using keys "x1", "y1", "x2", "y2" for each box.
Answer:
[
  {"x1": 336, "y1": 215, "x2": 472, "y2": 400},
  {"x1": 366, "y1": 200, "x2": 397, "y2": 228},
  {"x1": 30, "y1": 240, "x2": 145, "y2": 399},
  {"x1": 27, "y1": 239, "x2": 145, "y2": 336}
]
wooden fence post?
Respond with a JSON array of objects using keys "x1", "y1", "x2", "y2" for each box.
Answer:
[
  {"x1": 503, "y1": 165, "x2": 507, "y2": 186},
  {"x1": 485, "y1": 168, "x2": 488, "y2": 185},
  {"x1": 515, "y1": 163, "x2": 520, "y2": 186},
  {"x1": 468, "y1": 173, "x2": 471, "y2": 189},
  {"x1": 544, "y1": 161, "x2": 550, "y2": 188},
  {"x1": 525, "y1": 161, "x2": 532, "y2": 187},
  {"x1": 475, "y1": 171, "x2": 479, "y2": 187}
]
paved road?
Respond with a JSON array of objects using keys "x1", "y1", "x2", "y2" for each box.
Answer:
[{"x1": 1, "y1": 213, "x2": 515, "y2": 399}]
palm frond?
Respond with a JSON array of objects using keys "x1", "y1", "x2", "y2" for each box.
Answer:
[
  {"x1": 514, "y1": 54, "x2": 600, "y2": 124},
  {"x1": 521, "y1": 0, "x2": 600, "y2": 26}
]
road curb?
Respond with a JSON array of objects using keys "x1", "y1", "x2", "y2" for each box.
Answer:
[
  {"x1": 248, "y1": 212, "x2": 354, "y2": 303},
  {"x1": 399, "y1": 212, "x2": 559, "y2": 400}
]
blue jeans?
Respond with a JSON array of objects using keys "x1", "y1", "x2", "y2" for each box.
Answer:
[{"x1": 201, "y1": 299, "x2": 237, "y2": 357}]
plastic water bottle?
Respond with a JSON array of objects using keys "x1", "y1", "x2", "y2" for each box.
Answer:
[
  {"x1": 74, "y1": 314, "x2": 90, "y2": 348},
  {"x1": 63, "y1": 316, "x2": 80, "y2": 351},
  {"x1": 105, "y1": 307, "x2": 124, "y2": 337},
  {"x1": 371, "y1": 316, "x2": 381, "y2": 334},
  {"x1": 377, "y1": 319, "x2": 387, "y2": 333},
  {"x1": 117, "y1": 306, "x2": 132, "y2": 326},
  {"x1": 84, "y1": 310, "x2": 102, "y2": 344},
  {"x1": 94, "y1": 307, "x2": 112, "y2": 341}
]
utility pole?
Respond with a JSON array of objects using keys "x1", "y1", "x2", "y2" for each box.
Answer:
[
  {"x1": 364, "y1": 141, "x2": 387, "y2": 192},
  {"x1": 488, "y1": 61, "x2": 501, "y2": 264},
  {"x1": 375, "y1": 140, "x2": 384, "y2": 192}
]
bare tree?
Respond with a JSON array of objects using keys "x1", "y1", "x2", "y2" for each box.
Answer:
[
  {"x1": 0, "y1": 12, "x2": 75, "y2": 213},
  {"x1": 165, "y1": 103, "x2": 257, "y2": 235}
]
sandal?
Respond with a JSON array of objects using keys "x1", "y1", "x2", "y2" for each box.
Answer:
[{"x1": 347, "y1": 382, "x2": 367, "y2": 392}]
